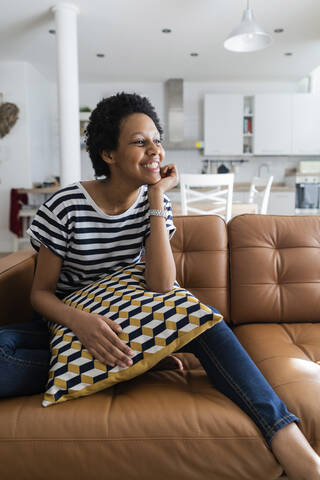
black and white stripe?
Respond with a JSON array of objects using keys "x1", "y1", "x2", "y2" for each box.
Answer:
[{"x1": 27, "y1": 182, "x2": 176, "y2": 299}]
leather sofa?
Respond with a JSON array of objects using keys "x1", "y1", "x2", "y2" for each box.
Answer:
[{"x1": 0, "y1": 213, "x2": 319, "y2": 480}]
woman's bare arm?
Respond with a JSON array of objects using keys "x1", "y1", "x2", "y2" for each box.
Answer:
[{"x1": 144, "y1": 164, "x2": 178, "y2": 293}]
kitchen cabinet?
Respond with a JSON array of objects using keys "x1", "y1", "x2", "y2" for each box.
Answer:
[
  {"x1": 254, "y1": 94, "x2": 292, "y2": 155},
  {"x1": 292, "y1": 94, "x2": 320, "y2": 155},
  {"x1": 204, "y1": 94, "x2": 243, "y2": 155},
  {"x1": 267, "y1": 191, "x2": 296, "y2": 215},
  {"x1": 204, "y1": 93, "x2": 320, "y2": 156}
]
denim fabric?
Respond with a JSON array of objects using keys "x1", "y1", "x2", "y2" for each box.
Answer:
[
  {"x1": 0, "y1": 313, "x2": 50, "y2": 397},
  {"x1": 175, "y1": 308, "x2": 299, "y2": 449}
]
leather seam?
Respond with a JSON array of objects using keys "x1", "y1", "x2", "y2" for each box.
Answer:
[
  {"x1": 231, "y1": 246, "x2": 320, "y2": 250},
  {"x1": 0, "y1": 436, "x2": 265, "y2": 442},
  {"x1": 281, "y1": 324, "x2": 313, "y2": 361}
]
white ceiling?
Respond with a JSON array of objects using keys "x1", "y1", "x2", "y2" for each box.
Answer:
[{"x1": 0, "y1": 0, "x2": 320, "y2": 83}]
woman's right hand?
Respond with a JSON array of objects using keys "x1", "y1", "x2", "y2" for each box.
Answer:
[{"x1": 70, "y1": 311, "x2": 135, "y2": 368}]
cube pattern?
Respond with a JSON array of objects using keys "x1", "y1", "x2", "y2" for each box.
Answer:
[{"x1": 43, "y1": 263, "x2": 222, "y2": 407}]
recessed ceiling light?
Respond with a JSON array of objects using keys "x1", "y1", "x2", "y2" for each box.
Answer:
[
  {"x1": 96, "y1": 53, "x2": 105, "y2": 58},
  {"x1": 162, "y1": 28, "x2": 172, "y2": 33},
  {"x1": 284, "y1": 52, "x2": 293, "y2": 56},
  {"x1": 49, "y1": 29, "x2": 56, "y2": 34},
  {"x1": 190, "y1": 52, "x2": 199, "y2": 57},
  {"x1": 274, "y1": 28, "x2": 284, "y2": 33}
]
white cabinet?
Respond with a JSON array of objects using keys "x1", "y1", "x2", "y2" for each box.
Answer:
[
  {"x1": 292, "y1": 94, "x2": 320, "y2": 155},
  {"x1": 267, "y1": 191, "x2": 296, "y2": 215},
  {"x1": 204, "y1": 94, "x2": 243, "y2": 155},
  {"x1": 204, "y1": 93, "x2": 320, "y2": 156},
  {"x1": 254, "y1": 94, "x2": 292, "y2": 155}
]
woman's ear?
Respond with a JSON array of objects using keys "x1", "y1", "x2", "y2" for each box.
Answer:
[{"x1": 101, "y1": 150, "x2": 115, "y2": 165}]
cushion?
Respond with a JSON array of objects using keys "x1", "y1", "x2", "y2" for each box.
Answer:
[{"x1": 43, "y1": 262, "x2": 222, "y2": 407}]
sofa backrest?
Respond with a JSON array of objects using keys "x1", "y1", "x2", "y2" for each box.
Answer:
[
  {"x1": 228, "y1": 214, "x2": 320, "y2": 325},
  {"x1": 171, "y1": 215, "x2": 229, "y2": 322}
]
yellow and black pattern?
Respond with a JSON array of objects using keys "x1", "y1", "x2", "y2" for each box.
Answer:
[{"x1": 42, "y1": 263, "x2": 223, "y2": 407}]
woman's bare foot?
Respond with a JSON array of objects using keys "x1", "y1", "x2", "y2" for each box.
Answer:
[{"x1": 271, "y1": 422, "x2": 320, "y2": 480}]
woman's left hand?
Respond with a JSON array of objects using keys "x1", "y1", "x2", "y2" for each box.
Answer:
[
  {"x1": 149, "y1": 164, "x2": 179, "y2": 194},
  {"x1": 150, "y1": 354, "x2": 184, "y2": 372}
]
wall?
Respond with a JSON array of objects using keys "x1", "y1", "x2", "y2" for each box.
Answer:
[
  {"x1": 0, "y1": 62, "x2": 32, "y2": 251},
  {"x1": 25, "y1": 64, "x2": 59, "y2": 184},
  {"x1": 0, "y1": 61, "x2": 57, "y2": 252}
]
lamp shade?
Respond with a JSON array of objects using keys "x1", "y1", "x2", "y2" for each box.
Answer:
[{"x1": 224, "y1": 7, "x2": 272, "y2": 52}]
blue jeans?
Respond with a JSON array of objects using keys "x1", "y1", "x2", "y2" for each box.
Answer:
[
  {"x1": 0, "y1": 310, "x2": 298, "y2": 449},
  {"x1": 0, "y1": 314, "x2": 50, "y2": 397},
  {"x1": 175, "y1": 308, "x2": 299, "y2": 449}
]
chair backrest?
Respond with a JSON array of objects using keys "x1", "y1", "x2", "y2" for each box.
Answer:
[
  {"x1": 248, "y1": 176, "x2": 273, "y2": 214},
  {"x1": 180, "y1": 173, "x2": 234, "y2": 222}
]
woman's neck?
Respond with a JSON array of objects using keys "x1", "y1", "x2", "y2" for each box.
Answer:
[{"x1": 98, "y1": 177, "x2": 141, "y2": 208}]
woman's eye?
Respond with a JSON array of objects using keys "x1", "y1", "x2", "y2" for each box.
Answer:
[
  {"x1": 134, "y1": 140, "x2": 144, "y2": 145},
  {"x1": 154, "y1": 139, "x2": 161, "y2": 144}
]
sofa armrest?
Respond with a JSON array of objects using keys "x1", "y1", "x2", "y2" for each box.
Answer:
[{"x1": 0, "y1": 248, "x2": 37, "y2": 326}]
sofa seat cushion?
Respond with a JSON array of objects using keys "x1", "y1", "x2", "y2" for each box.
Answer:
[
  {"x1": 234, "y1": 323, "x2": 320, "y2": 452},
  {"x1": 0, "y1": 368, "x2": 282, "y2": 480}
]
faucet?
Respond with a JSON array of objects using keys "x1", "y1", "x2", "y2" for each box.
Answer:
[{"x1": 258, "y1": 163, "x2": 270, "y2": 177}]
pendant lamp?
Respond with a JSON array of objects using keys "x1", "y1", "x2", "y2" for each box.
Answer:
[{"x1": 224, "y1": 0, "x2": 272, "y2": 52}]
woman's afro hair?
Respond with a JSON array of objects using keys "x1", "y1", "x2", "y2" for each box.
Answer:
[{"x1": 85, "y1": 92, "x2": 163, "y2": 178}]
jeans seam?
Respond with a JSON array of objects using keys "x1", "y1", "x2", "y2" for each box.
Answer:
[
  {"x1": 197, "y1": 336, "x2": 272, "y2": 435},
  {"x1": 265, "y1": 414, "x2": 298, "y2": 443},
  {"x1": 0, "y1": 347, "x2": 49, "y2": 368}
]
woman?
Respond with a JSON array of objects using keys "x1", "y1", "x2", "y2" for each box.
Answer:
[{"x1": 0, "y1": 92, "x2": 319, "y2": 480}]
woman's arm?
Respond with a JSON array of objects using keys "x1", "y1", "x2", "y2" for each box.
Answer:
[
  {"x1": 30, "y1": 244, "x2": 134, "y2": 368},
  {"x1": 144, "y1": 164, "x2": 178, "y2": 293}
]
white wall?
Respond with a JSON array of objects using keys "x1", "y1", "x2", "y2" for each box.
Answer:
[
  {"x1": 0, "y1": 62, "x2": 32, "y2": 251},
  {"x1": 0, "y1": 61, "x2": 58, "y2": 252},
  {"x1": 25, "y1": 64, "x2": 59, "y2": 184},
  {"x1": 311, "y1": 65, "x2": 320, "y2": 94}
]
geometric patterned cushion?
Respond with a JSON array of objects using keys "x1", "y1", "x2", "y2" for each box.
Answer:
[{"x1": 42, "y1": 262, "x2": 223, "y2": 407}]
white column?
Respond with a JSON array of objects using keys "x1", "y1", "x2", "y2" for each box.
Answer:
[{"x1": 51, "y1": 3, "x2": 81, "y2": 186}]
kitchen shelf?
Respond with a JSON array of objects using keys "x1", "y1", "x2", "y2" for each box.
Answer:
[{"x1": 243, "y1": 96, "x2": 254, "y2": 154}]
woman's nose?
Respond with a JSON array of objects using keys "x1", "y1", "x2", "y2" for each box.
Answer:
[{"x1": 147, "y1": 141, "x2": 160, "y2": 155}]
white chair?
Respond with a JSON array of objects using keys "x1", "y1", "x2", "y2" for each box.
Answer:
[
  {"x1": 248, "y1": 176, "x2": 274, "y2": 214},
  {"x1": 180, "y1": 173, "x2": 234, "y2": 222}
]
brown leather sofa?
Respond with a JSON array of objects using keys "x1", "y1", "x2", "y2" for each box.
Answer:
[{"x1": 1, "y1": 214, "x2": 319, "y2": 480}]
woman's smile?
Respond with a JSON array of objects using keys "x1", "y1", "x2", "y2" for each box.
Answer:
[{"x1": 141, "y1": 160, "x2": 160, "y2": 173}]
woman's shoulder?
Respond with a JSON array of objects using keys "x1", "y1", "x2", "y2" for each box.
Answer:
[{"x1": 44, "y1": 182, "x2": 85, "y2": 211}]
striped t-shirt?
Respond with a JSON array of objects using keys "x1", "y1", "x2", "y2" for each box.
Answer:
[{"x1": 27, "y1": 182, "x2": 176, "y2": 299}]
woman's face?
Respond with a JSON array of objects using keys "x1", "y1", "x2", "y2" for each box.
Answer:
[{"x1": 106, "y1": 113, "x2": 165, "y2": 186}]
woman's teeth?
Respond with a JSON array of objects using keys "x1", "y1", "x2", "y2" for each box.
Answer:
[{"x1": 144, "y1": 162, "x2": 159, "y2": 169}]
